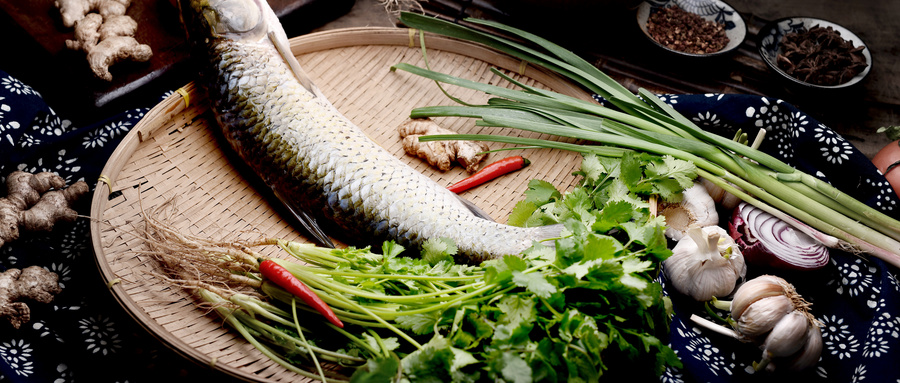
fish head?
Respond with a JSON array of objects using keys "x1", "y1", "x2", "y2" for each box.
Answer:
[{"x1": 177, "y1": 0, "x2": 270, "y2": 45}]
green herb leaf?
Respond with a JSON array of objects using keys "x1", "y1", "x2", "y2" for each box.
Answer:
[
  {"x1": 396, "y1": 312, "x2": 441, "y2": 335},
  {"x1": 421, "y1": 237, "x2": 457, "y2": 266},
  {"x1": 512, "y1": 270, "x2": 556, "y2": 299},
  {"x1": 350, "y1": 353, "x2": 400, "y2": 383},
  {"x1": 400, "y1": 335, "x2": 455, "y2": 383}
]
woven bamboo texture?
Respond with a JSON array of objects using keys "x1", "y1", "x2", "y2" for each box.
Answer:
[{"x1": 90, "y1": 27, "x2": 590, "y2": 382}]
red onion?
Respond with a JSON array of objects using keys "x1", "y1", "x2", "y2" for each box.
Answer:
[{"x1": 729, "y1": 202, "x2": 830, "y2": 270}]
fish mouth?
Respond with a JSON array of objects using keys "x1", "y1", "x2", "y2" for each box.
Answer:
[{"x1": 181, "y1": 0, "x2": 266, "y2": 39}]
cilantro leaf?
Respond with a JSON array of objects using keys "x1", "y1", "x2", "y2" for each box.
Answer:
[
  {"x1": 511, "y1": 271, "x2": 556, "y2": 299},
  {"x1": 400, "y1": 335, "x2": 455, "y2": 383},
  {"x1": 395, "y1": 312, "x2": 441, "y2": 335},
  {"x1": 645, "y1": 155, "x2": 698, "y2": 200},
  {"x1": 496, "y1": 295, "x2": 536, "y2": 328},
  {"x1": 523, "y1": 179, "x2": 561, "y2": 204},
  {"x1": 496, "y1": 352, "x2": 532, "y2": 383},
  {"x1": 507, "y1": 200, "x2": 538, "y2": 227},
  {"x1": 350, "y1": 354, "x2": 400, "y2": 383},
  {"x1": 421, "y1": 237, "x2": 457, "y2": 266}
]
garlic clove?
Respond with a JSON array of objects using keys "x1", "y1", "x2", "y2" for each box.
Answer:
[
  {"x1": 730, "y1": 275, "x2": 787, "y2": 320},
  {"x1": 784, "y1": 320, "x2": 823, "y2": 371},
  {"x1": 735, "y1": 295, "x2": 793, "y2": 338},
  {"x1": 762, "y1": 310, "x2": 810, "y2": 358}
]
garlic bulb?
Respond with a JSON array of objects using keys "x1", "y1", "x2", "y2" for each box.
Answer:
[
  {"x1": 664, "y1": 225, "x2": 746, "y2": 301},
  {"x1": 727, "y1": 274, "x2": 822, "y2": 372},
  {"x1": 661, "y1": 182, "x2": 719, "y2": 241}
]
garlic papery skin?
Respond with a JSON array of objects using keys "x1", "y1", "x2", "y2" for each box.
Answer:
[
  {"x1": 784, "y1": 321, "x2": 823, "y2": 371},
  {"x1": 661, "y1": 182, "x2": 719, "y2": 241},
  {"x1": 734, "y1": 295, "x2": 793, "y2": 338},
  {"x1": 730, "y1": 274, "x2": 790, "y2": 320},
  {"x1": 761, "y1": 310, "x2": 810, "y2": 358},
  {"x1": 700, "y1": 177, "x2": 743, "y2": 210},
  {"x1": 663, "y1": 225, "x2": 746, "y2": 301}
]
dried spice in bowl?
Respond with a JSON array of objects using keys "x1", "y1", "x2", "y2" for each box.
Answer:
[
  {"x1": 646, "y1": 5, "x2": 729, "y2": 54},
  {"x1": 776, "y1": 25, "x2": 868, "y2": 86}
]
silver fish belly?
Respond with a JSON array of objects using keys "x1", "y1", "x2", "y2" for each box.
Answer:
[{"x1": 183, "y1": 0, "x2": 558, "y2": 262}]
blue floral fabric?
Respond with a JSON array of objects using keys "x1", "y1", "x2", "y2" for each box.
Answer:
[
  {"x1": 0, "y1": 70, "x2": 224, "y2": 382},
  {"x1": 656, "y1": 93, "x2": 900, "y2": 383},
  {"x1": 0, "y1": 68, "x2": 898, "y2": 382}
]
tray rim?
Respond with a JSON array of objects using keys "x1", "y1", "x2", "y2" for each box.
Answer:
[{"x1": 88, "y1": 26, "x2": 590, "y2": 381}]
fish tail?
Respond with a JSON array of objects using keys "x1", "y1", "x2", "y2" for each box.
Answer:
[{"x1": 533, "y1": 223, "x2": 564, "y2": 249}]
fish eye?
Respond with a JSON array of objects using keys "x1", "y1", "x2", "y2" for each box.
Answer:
[{"x1": 204, "y1": 0, "x2": 261, "y2": 34}]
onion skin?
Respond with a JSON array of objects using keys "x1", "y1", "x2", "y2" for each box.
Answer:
[{"x1": 729, "y1": 203, "x2": 830, "y2": 271}]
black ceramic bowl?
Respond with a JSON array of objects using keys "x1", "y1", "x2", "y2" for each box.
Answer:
[
  {"x1": 757, "y1": 16, "x2": 872, "y2": 90},
  {"x1": 636, "y1": 0, "x2": 747, "y2": 58}
]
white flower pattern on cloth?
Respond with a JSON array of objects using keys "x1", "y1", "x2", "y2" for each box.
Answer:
[
  {"x1": 813, "y1": 124, "x2": 856, "y2": 164},
  {"x1": 820, "y1": 314, "x2": 861, "y2": 360},
  {"x1": 834, "y1": 257, "x2": 879, "y2": 298},
  {"x1": 0, "y1": 69, "x2": 201, "y2": 382},
  {"x1": 79, "y1": 316, "x2": 123, "y2": 356},
  {"x1": 1, "y1": 76, "x2": 38, "y2": 96},
  {"x1": 0, "y1": 339, "x2": 34, "y2": 377}
]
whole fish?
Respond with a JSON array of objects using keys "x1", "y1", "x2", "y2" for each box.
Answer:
[{"x1": 177, "y1": 0, "x2": 559, "y2": 262}]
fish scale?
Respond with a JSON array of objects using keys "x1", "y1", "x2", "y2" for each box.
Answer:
[{"x1": 178, "y1": 0, "x2": 560, "y2": 262}]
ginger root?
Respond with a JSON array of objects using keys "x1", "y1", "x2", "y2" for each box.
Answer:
[
  {"x1": 65, "y1": 13, "x2": 103, "y2": 51},
  {"x1": 87, "y1": 35, "x2": 153, "y2": 81},
  {"x1": 0, "y1": 171, "x2": 89, "y2": 248},
  {"x1": 55, "y1": 0, "x2": 130, "y2": 28},
  {"x1": 58, "y1": 0, "x2": 152, "y2": 81},
  {"x1": 398, "y1": 118, "x2": 489, "y2": 173},
  {"x1": 0, "y1": 266, "x2": 63, "y2": 329}
]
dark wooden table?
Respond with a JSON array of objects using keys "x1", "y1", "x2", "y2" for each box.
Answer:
[{"x1": 3, "y1": 0, "x2": 895, "y2": 157}]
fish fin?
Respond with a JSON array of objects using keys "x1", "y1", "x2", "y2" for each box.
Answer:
[
  {"x1": 456, "y1": 195, "x2": 495, "y2": 222},
  {"x1": 272, "y1": 187, "x2": 336, "y2": 248},
  {"x1": 268, "y1": 31, "x2": 317, "y2": 95}
]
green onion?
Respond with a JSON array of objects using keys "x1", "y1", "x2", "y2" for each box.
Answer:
[{"x1": 394, "y1": 12, "x2": 900, "y2": 268}]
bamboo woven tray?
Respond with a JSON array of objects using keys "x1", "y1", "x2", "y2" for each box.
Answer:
[{"x1": 90, "y1": 27, "x2": 589, "y2": 382}]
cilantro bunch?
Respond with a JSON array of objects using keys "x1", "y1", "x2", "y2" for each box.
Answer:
[
  {"x1": 203, "y1": 152, "x2": 689, "y2": 382},
  {"x1": 401, "y1": 152, "x2": 688, "y2": 382}
]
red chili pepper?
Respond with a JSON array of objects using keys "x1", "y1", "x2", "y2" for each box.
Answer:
[
  {"x1": 259, "y1": 259, "x2": 344, "y2": 328},
  {"x1": 447, "y1": 156, "x2": 530, "y2": 194}
]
